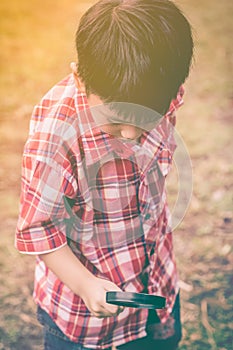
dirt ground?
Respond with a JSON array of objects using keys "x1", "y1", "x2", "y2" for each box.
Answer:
[{"x1": 0, "y1": 0, "x2": 232, "y2": 349}]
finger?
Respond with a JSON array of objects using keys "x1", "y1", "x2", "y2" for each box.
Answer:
[
  {"x1": 118, "y1": 306, "x2": 125, "y2": 314},
  {"x1": 92, "y1": 311, "x2": 113, "y2": 318},
  {"x1": 93, "y1": 306, "x2": 124, "y2": 318},
  {"x1": 107, "y1": 305, "x2": 124, "y2": 317},
  {"x1": 105, "y1": 305, "x2": 120, "y2": 315},
  {"x1": 94, "y1": 314, "x2": 105, "y2": 319},
  {"x1": 98, "y1": 304, "x2": 121, "y2": 317},
  {"x1": 103, "y1": 297, "x2": 124, "y2": 316},
  {"x1": 91, "y1": 303, "x2": 116, "y2": 317}
]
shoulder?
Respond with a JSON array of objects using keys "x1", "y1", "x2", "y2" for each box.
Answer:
[
  {"x1": 24, "y1": 75, "x2": 87, "y2": 163},
  {"x1": 29, "y1": 74, "x2": 88, "y2": 135}
]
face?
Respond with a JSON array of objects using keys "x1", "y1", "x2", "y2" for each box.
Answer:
[
  {"x1": 100, "y1": 123, "x2": 145, "y2": 140},
  {"x1": 71, "y1": 70, "x2": 160, "y2": 140},
  {"x1": 86, "y1": 94, "x2": 159, "y2": 141}
]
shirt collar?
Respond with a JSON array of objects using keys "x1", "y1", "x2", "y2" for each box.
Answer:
[{"x1": 74, "y1": 89, "x2": 174, "y2": 171}]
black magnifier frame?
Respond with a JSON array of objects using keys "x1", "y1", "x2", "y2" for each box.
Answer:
[{"x1": 106, "y1": 291, "x2": 166, "y2": 309}]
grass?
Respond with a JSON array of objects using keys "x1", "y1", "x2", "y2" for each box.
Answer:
[{"x1": 0, "y1": 0, "x2": 232, "y2": 349}]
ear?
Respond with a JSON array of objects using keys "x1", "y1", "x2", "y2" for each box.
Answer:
[{"x1": 70, "y1": 62, "x2": 86, "y2": 93}]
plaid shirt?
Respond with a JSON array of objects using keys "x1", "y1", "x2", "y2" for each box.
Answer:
[{"x1": 16, "y1": 74, "x2": 184, "y2": 349}]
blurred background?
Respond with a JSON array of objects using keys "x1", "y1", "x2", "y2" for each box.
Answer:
[{"x1": 0, "y1": 0, "x2": 232, "y2": 349}]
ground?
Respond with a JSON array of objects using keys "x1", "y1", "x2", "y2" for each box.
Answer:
[{"x1": 0, "y1": 0, "x2": 232, "y2": 349}]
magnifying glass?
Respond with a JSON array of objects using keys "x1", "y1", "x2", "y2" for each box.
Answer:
[{"x1": 106, "y1": 291, "x2": 166, "y2": 309}]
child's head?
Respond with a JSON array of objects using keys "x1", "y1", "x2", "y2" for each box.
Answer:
[{"x1": 76, "y1": 0, "x2": 193, "y2": 115}]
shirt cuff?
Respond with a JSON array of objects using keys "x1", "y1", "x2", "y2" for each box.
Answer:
[
  {"x1": 16, "y1": 242, "x2": 68, "y2": 255},
  {"x1": 15, "y1": 225, "x2": 67, "y2": 254}
]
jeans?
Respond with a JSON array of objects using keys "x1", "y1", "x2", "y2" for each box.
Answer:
[
  {"x1": 37, "y1": 294, "x2": 181, "y2": 350},
  {"x1": 37, "y1": 306, "x2": 107, "y2": 350}
]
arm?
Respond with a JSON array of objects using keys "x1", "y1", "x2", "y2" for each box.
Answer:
[
  {"x1": 16, "y1": 118, "x2": 124, "y2": 318},
  {"x1": 16, "y1": 155, "x2": 123, "y2": 318},
  {"x1": 39, "y1": 245, "x2": 124, "y2": 318}
]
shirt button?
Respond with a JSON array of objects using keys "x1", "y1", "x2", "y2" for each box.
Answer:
[
  {"x1": 145, "y1": 213, "x2": 151, "y2": 220},
  {"x1": 117, "y1": 149, "x2": 124, "y2": 154}
]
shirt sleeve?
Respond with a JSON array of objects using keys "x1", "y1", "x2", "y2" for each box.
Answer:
[{"x1": 15, "y1": 134, "x2": 77, "y2": 254}]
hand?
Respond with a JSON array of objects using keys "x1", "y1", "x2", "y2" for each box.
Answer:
[
  {"x1": 79, "y1": 275, "x2": 124, "y2": 318},
  {"x1": 39, "y1": 246, "x2": 123, "y2": 318}
]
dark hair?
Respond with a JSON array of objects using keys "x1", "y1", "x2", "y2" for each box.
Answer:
[{"x1": 76, "y1": 0, "x2": 193, "y2": 115}]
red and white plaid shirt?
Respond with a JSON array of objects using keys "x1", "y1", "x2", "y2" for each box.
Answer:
[{"x1": 16, "y1": 74, "x2": 184, "y2": 349}]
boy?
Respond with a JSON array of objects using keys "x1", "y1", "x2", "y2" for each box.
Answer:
[{"x1": 15, "y1": 1, "x2": 193, "y2": 349}]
